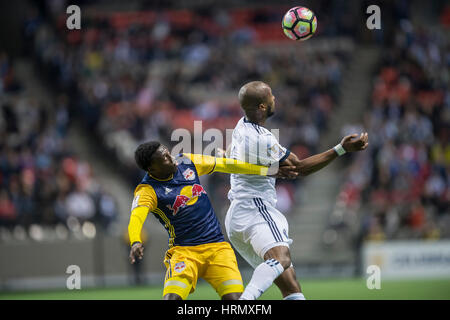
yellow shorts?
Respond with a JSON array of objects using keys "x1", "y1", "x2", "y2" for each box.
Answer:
[{"x1": 162, "y1": 241, "x2": 244, "y2": 300}]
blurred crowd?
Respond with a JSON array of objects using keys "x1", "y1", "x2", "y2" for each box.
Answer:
[
  {"x1": 24, "y1": 2, "x2": 355, "y2": 214},
  {"x1": 8, "y1": 0, "x2": 447, "y2": 245},
  {"x1": 0, "y1": 51, "x2": 117, "y2": 241},
  {"x1": 329, "y1": 22, "x2": 450, "y2": 243}
]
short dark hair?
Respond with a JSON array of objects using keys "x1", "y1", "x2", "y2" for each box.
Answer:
[{"x1": 134, "y1": 141, "x2": 161, "y2": 171}]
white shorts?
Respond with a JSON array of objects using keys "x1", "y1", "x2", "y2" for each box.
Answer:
[{"x1": 225, "y1": 197, "x2": 293, "y2": 268}]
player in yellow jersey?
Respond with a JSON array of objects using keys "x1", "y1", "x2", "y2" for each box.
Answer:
[{"x1": 128, "y1": 141, "x2": 297, "y2": 300}]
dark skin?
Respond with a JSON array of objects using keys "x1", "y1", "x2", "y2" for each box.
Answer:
[
  {"x1": 129, "y1": 144, "x2": 298, "y2": 300},
  {"x1": 239, "y1": 81, "x2": 369, "y2": 297}
]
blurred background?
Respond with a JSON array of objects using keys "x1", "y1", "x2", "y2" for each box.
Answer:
[{"x1": 0, "y1": 0, "x2": 449, "y2": 299}]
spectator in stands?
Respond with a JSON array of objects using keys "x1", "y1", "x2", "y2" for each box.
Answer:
[
  {"x1": 331, "y1": 21, "x2": 449, "y2": 242},
  {"x1": 24, "y1": 4, "x2": 353, "y2": 219},
  {"x1": 0, "y1": 50, "x2": 112, "y2": 240}
]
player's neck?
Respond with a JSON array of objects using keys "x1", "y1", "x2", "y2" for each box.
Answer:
[{"x1": 148, "y1": 171, "x2": 173, "y2": 181}]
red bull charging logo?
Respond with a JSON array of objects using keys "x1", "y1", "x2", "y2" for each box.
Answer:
[{"x1": 167, "y1": 184, "x2": 206, "y2": 215}]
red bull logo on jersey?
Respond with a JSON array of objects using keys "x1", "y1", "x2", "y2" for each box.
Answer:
[
  {"x1": 167, "y1": 184, "x2": 207, "y2": 215},
  {"x1": 182, "y1": 168, "x2": 196, "y2": 181},
  {"x1": 174, "y1": 261, "x2": 186, "y2": 273}
]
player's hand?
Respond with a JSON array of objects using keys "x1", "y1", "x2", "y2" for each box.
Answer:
[
  {"x1": 341, "y1": 132, "x2": 369, "y2": 153},
  {"x1": 129, "y1": 242, "x2": 144, "y2": 264},
  {"x1": 216, "y1": 148, "x2": 226, "y2": 158},
  {"x1": 271, "y1": 165, "x2": 298, "y2": 179}
]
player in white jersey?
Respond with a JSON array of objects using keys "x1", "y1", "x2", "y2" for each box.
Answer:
[
  {"x1": 227, "y1": 116, "x2": 289, "y2": 204},
  {"x1": 225, "y1": 81, "x2": 369, "y2": 300}
]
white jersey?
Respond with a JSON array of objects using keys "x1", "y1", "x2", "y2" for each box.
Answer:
[{"x1": 227, "y1": 117, "x2": 290, "y2": 205}]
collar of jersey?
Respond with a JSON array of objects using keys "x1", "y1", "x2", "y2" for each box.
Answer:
[
  {"x1": 243, "y1": 117, "x2": 261, "y2": 126},
  {"x1": 148, "y1": 172, "x2": 174, "y2": 181}
]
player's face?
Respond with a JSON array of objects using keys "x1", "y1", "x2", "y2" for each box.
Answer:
[
  {"x1": 266, "y1": 89, "x2": 275, "y2": 118},
  {"x1": 149, "y1": 145, "x2": 177, "y2": 177}
]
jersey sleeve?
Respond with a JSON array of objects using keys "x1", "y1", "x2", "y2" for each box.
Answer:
[
  {"x1": 267, "y1": 135, "x2": 290, "y2": 163},
  {"x1": 131, "y1": 184, "x2": 157, "y2": 211},
  {"x1": 128, "y1": 184, "x2": 157, "y2": 245},
  {"x1": 213, "y1": 157, "x2": 269, "y2": 175},
  {"x1": 247, "y1": 134, "x2": 290, "y2": 166},
  {"x1": 182, "y1": 153, "x2": 216, "y2": 176},
  {"x1": 183, "y1": 153, "x2": 269, "y2": 176}
]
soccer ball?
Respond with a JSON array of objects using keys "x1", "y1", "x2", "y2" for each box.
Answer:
[{"x1": 282, "y1": 6, "x2": 317, "y2": 41}]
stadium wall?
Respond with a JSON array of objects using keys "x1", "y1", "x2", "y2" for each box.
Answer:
[
  {"x1": 0, "y1": 235, "x2": 167, "y2": 291},
  {"x1": 0, "y1": 235, "x2": 357, "y2": 291},
  {"x1": 362, "y1": 241, "x2": 450, "y2": 279},
  {"x1": 6, "y1": 238, "x2": 448, "y2": 291}
]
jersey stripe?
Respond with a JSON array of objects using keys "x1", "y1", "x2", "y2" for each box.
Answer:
[
  {"x1": 257, "y1": 198, "x2": 283, "y2": 241},
  {"x1": 265, "y1": 258, "x2": 280, "y2": 267},
  {"x1": 154, "y1": 207, "x2": 176, "y2": 247},
  {"x1": 279, "y1": 149, "x2": 291, "y2": 163},
  {"x1": 243, "y1": 117, "x2": 263, "y2": 135},
  {"x1": 253, "y1": 198, "x2": 282, "y2": 242},
  {"x1": 168, "y1": 259, "x2": 172, "y2": 279},
  {"x1": 165, "y1": 259, "x2": 172, "y2": 280},
  {"x1": 252, "y1": 123, "x2": 262, "y2": 134},
  {"x1": 207, "y1": 157, "x2": 216, "y2": 174},
  {"x1": 255, "y1": 198, "x2": 280, "y2": 241}
]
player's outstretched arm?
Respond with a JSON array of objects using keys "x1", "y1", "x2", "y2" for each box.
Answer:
[
  {"x1": 184, "y1": 153, "x2": 298, "y2": 178},
  {"x1": 283, "y1": 132, "x2": 369, "y2": 176},
  {"x1": 214, "y1": 157, "x2": 297, "y2": 178}
]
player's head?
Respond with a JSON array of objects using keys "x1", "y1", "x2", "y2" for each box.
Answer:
[
  {"x1": 238, "y1": 81, "x2": 275, "y2": 121},
  {"x1": 135, "y1": 141, "x2": 177, "y2": 178}
]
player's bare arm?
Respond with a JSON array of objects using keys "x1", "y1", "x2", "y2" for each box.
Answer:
[{"x1": 283, "y1": 132, "x2": 369, "y2": 176}]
